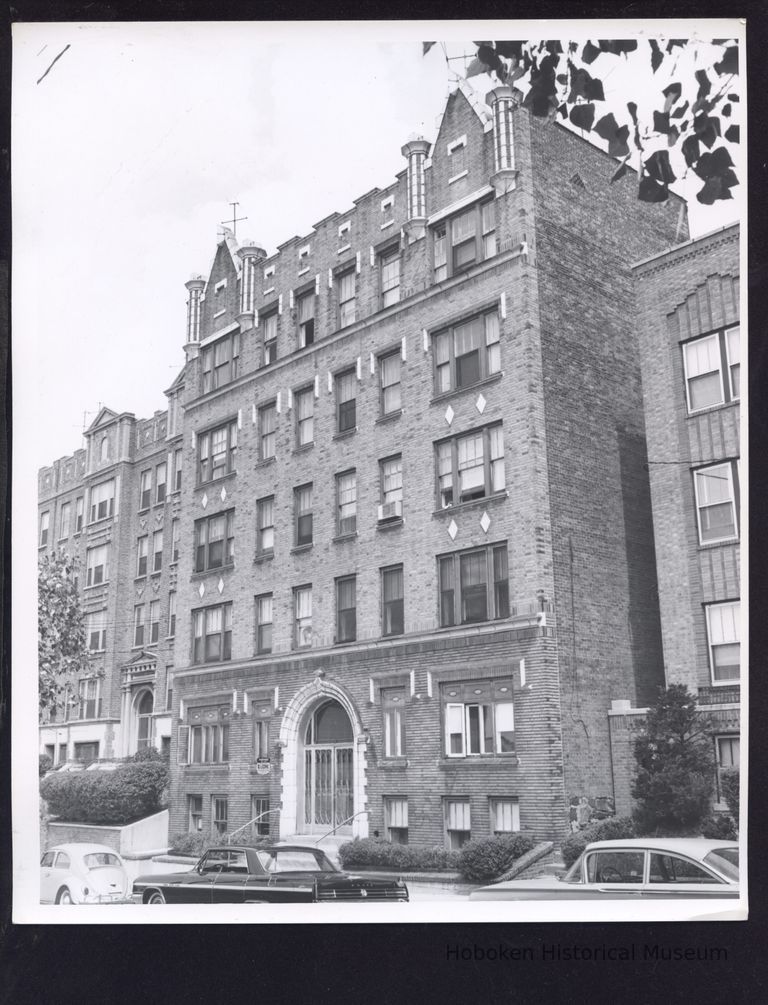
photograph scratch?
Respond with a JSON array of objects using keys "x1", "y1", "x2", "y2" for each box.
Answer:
[{"x1": 36, "y1": 43, "x2": 70, "y2": 85}]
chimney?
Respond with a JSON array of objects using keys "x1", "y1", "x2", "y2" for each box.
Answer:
[
  {"x1": 237, "y1": 239, "x2": 267, "y2": 367},
  {"x1": 184, "y1": 276, "x2": 205, "y2": 360},
  {"x1": 487, "y1": 86, "x2": 519, "y2": 193},
  {"x1": 401, "y1": 135, "x2": 431, "y2": 239}
]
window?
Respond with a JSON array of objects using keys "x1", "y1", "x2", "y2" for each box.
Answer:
[
  {"x1": 436, "y1": 424, "x2": 505, "y2": 507},
  {"x1": 295, "y1": 386, "x2": 314, "y2": 447},
  {"x1": 168, "y1": 591, "x2": 176, "y2": 637},
  {"x1": 77, "y1": 678, "x2": 100, "y2": 720},
  {"x1": 715, "y1": 734, "x2": 740, "y2": 805},
  {"x1": 336, "y1": 369, "x2": 357, "y2": 433},
  {"x1": 194, "y1": 510, "x2": 234, "y2": 572},
  {"x1": 297, "y1": 291, "x2": 315, "y2": 348},
  {"x1": 382, "y1": 689, "x2": 406, "y2": 757},
  {"x1": 378, "y1": 455, "x2": 403, "y2": 522},
  {"x1": 706, "y1": 601, "x2": 740, "y2": 684},
  {"x1": 188, "y1": 795, "x2": 203, "y2": 832},
  {"x1": 586, "y1": 850, "x2": 644, "y2": 884},
  {"x1": 86, "y1": 544, "x2": 109, "y2": 587},
  {"x1": 99, "y1": 436, "x2": 109, "y2": 461},
  {"x1": 379, "y1": 350, "x2": 401, "y2": 415},
  {"x1": 136, "y1": 690, "x2": 154, "y2": 750},
  {"x1": 74, "y1": 741, "x2": 99, "y2": 764},
  {"x1": 262, "y1": 312, "x2": 278, "y2": 365},
  {"x1": 683, "y1": 325, "x2": 740, "y2": 412},
  {"x1": 152, "y1": 530, "x2": 164, "y2": 572},
  {"x1": 86, "y1": 610, "x2": 107, "y2": 652},
  {"x1": 336, "y1": 471, "x2": 357, "y2": 536},
  {"x1": 433, "y1": 311, "x2": 501, "y2": 393},
  {"x1": 136, "y1": 536, "x2": 148, "y2": 577},
  {"x1": 197, "y1": 419, "x2": 237, "y2": 483},
  {"x1": 256, "y1": 594, "x2": 273, "y2": 654},
  {"x1": 254, "y1": 716, "x2": 270, "y2": 759},
  {"x1": 442, "y1": 679, "x2": 515, "y2": 757},
  {"x1": 171, "y1": 518, "x2": 180, "y2": 563},
  {"x1": 258, "y1": 403, "x2": 276, "y2": 460},
  {"x1": 294, "y1": 586, "x2": 312, "y2": 648},
  {"x1": 173, "y1": 448, "x2": 183, "y2": 492},
  {"x1": 433, "y1": 200, "x2": 495, "y2": 282},
  {"x1": 192, "y1": 603, "x2": 233, "y2": 664},
  {"x1": 202, "y1": 331, "x2": 239, "y2": 392},
  {"x1": 385, "y1": 797, "x2": 409, "y2": 845},
  {"x1": 187, "y1": 707, "x2": 230, "y2": 764},
  {"x1": 39, "y1": 511, "x2": 50, "y2": 547},
  {"x1": 89, "y1": 479, "x2": 116, "y2": 523},
  {"x1": 439, "y1": 543, "x2": 509, "y2": 627},
  {"x1": 75, "y1": 497, "x2": 84, "y2": 533},
  {"x1": 382, "y1": 565, "x2": 404, "y2": 637},
  {"x1": 149, "y1": 600, "x2": 160, "y2": 644},
  {"x1": 251, "y1": 796, "x2": 271, "y2": 838},
  {"x1": 649, "y1": 853, "x2": 721, "y2": 884},
  {"x1": 58, "y1": 502, "x2": 71, "y2": 540},
  {"x1": 165, "y1": 671, "x2": 174, "y2": 711},
  {"x1": 336, "y1": 576, "x2": 357, "y2": 643},
  {"x1": 445, "y1": 799, "x2": 471, "y2": 849},
  {"x1": 256, "y1": 496, "x2": 274, "y2": 554},
  {"x1": 694, "y1": 461, "x2": 739, "y2": 544},
  {"x1": 134, "y1": 605, "x2": 145, "y2": 647},
  {"x1": 212, "y1": 796, "x2": 229, "y2": 835},
  {"x1": 155, "y1": 462, "x2": 167, "y2": 504},
  {"x1": 447, "y1": 136, "x2": 467, "y2": 178},
  {"x1": 490, "y1": 797, "x2": 520, "y2": 834},
  {"x1": 294, "y1": 484, "x2": 313, "y2": 546},
  {"x1": 139, "y1": 470, "x2": 151, "y2": 511},
  {"x1": 379, "y1": 247, "x2": 400, "y2": 308},
  {"x1": 337, "y1": 269, "x2": 356, "y2": 328}
]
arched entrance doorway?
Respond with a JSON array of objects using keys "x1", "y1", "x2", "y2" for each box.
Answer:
[
  {"x1": 135, "y1": 689, "x2": 154, "y2": 751},
  {"x1": 302, "y1": 700, "x2": 354, "y2": 833}
]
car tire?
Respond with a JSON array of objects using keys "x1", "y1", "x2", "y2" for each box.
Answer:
[
  {"x1": 144, "y1": 889, "x2": 166, "y2": 905},
  {"x1": 56, "y1": 887, "x2": 73, "y2": 905}
]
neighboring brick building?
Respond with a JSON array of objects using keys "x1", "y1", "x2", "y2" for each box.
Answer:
[
  {"x1": 609, "y1": 225, "x2": 741, "y2": 816},
  {"x1": 40, "y1": 81, "x2": 706, "y2": 845}
]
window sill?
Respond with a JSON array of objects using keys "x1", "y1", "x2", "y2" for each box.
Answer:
[
  {"x1": 438, "y1": 756, "x2": 519, "y2": 768},
  {"x1": 333, "y1": 428, "x2": 358, "y2": 442},
  {"x1": 697, "y1": 537, "x2": 740, "y2": 550},
  {"x1": 686, "y1": 399, "x2": 739, "y2": 418},
  {"x1": 190, "y1": 565, "x2": 235, "y2": 580},
  {"x1": 380, "y1": 758, "x2": 408, "y2": 769},
  {"x1": 196, "y1": 471, "x2": 237, "y2": 490},
  {"x1": 334, "y1": 638, "x2": 358, "y2": 648},
  {"x1": 291, "y1": 543, "x2": 313, "y2": 555},
  {"x1": 134, "y1": 575, "x2": 147, "y2": 584},
  {"x1": 183, "y1": 763, "x2": 231, "y2": 772},
  {"x1": 377, "y1": 517, "x2": 404, "y2": 532},
  {"x1": 255, "y1": 457, "x2": 276, "y2": 469},
  {"x1": 150, "y1": 570, "x2": 162, "y2": 578},
  {"x1": 84, "y1": 582, "x2": 110, "y2": 591},
  {"x1": 254, "y1": 552, "x2": 274, "y2": 564},
  {"x1": 333, "y1": 532, "x2": 358, "y2": 544},
  {"x1": 431, "y1": 371, "x2": 504, "y2": 405},
  {"x1": 376, "y1": 409, "x2": 403, "y2": 426},
  {"x1": 433, "y1": 491, "x2": 508, "y2": 518},
  {"x1": 293, "y1": 443, "x2": 315, "y2": 454}
]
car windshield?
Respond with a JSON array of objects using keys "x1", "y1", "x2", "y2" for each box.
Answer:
[
  {"x1": 83, "y1": 852, "x2": 122, "y2": 869},
  {"x1": 256, "y1": 849, "x2": 338, "y2": 874},
  {"x1": 703, "y1": 849, "x2": 739, "y2": 881}
]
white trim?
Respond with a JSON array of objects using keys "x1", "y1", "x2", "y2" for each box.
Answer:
[
  {"x1": 448, "y1": 169, "x2": 469, "y2": 185},
  {"x1": 337, "y1": 243, "x2": 351, "y2": 255},
  {"x1": 298, "y1": 267, "x2": 310, "y2": 277},
  {"x1": 212, "y1": 308, "x2": 226, "y2": 319},
  {"x1": 380, "y1": 219, "x2": 394, "y2": 230},
  {"x1": 447, "y1": 134, "x2": 467, "y2": 154},
  {"x1": 693, "y1": 461, "x2": 739, "y2": 546},
  {"x1": 380, "y1": 195, "x2": 394, "y2": 212},
  {"x1": 298, "y1": 243, "x2": 311, "y2": 259},
  {"x1": 427, "y1": 185, "x2": 494, "y2": 227},
  {"x1": 199, "y1": 321, "x2": 239, "y2": 349},
  {"x1": 264, "y1": 265, "x2": 275, "y2": 279},
  {"x1": 338, "y1": 220, "x2": 351, "y2": 236},
  {"x1": 214, "y1": 278, "x2": 227, "y2": 292},
  {"x1": 263, "y1": 286, "x2": 275, "y2": 296}
]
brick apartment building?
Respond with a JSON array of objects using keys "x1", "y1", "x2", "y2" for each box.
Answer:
[{"x1": 39, "y1": 81, "x2": 738, "y2": 846}]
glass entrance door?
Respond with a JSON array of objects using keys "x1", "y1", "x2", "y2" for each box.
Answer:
[{"x1": 302, "y1": 700, "x2": 354, "y2": 833}]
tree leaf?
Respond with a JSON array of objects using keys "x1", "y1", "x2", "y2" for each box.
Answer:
[
  {"x1": 681, "y1": 135, "x2": 700, "y2": 167},
  {"x1": 722, "y1": 103, "x2": 731, "y2": 118},
  {"x1": 693, "y1": 146, "x2": 734, "y2": 180},
  {"x1": 649, "y1": 39, "x2": 663, "y2": 73},
  {"x1": 645, "y1": 149, "x2": 676, "y2": 185},
  {"x1": 662, "y1": 82, "x2": 682, "y2": 111},
  {"x1": 610, "y1": 159, "x2": 630, "y2": 183},
  {"x1": 666, "y1": 39, "x2": 687, "y2": 52},
  {"x1": 495, "y1": 41, "x2": 525, "y2": 60},
  {"x1": 422, "y1": 42, "x2": 436, "y2": 55},
  {"x1": 670, "y1": 100, "x2": 689, "y2": 119},
  {"x1": 727, "y1": 93, "x2": 740, "y2": 101},
  {"x1": 638, "y1": 174, "x2": 669, "y2": 202},
  {"x1": 725, "y1": 124, "x2": 739, "y2": 143},
  {"x1": 581, "y1": 40, "x2": 601, "y2": 65},
  {"x1": 695, "y1": 68, "x2": 712, "y2": 100},
  {"x1": 653, "y1": 110, "x2": 671, "y2": 134},
  {"x1": 693, "y1": 112, "x2": 721, "y2": 149},
  {"x1": 568, "y1": 65, "x2": 605, "y2": 103},
  {"x1": 714, "y1": 46, "x2": 739, "y2": 76},
  {"x1": 570, "y1": 102, "x2": 595, "y2": 132},
  {"x1": 466, "y1": 57, "x2": 488, "y2": 79},
  {"x1": 599, "y1": 39, "x2": 638, "y2": 56},
  {"x1": 696, "y1": 176, "x2": 733, "y2": 205}
]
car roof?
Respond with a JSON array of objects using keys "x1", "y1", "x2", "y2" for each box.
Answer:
[
  {"x1": 208, "y1": 845, "x2": 324, "y2": 854},
  {"x1": 47, "y1": 843, "x2": 123, "y2": 856},
  {"x1": 583, "y1": 838, "x2": 738, "y2": 857}
]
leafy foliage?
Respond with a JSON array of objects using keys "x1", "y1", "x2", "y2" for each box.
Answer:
[
  {"x1": 168, "y1": 831, "x2": 271, "y2": 857},
  {"x1": 631, "y1": 684, "x2": 715, "y2": 835},
  {"x1": 455, "y1": 834, "x2": 536, "y2": 882},
  {"x1": 561, "y1": 816, "x2": 636, "y2": 868},
  {"x1": 428, "y1": 37, "x2": 739, "y2": 204},
  {"x1": 720, "y1": 767, "x2": 740, "y2": 826},
  {"x1": 39, "y1": 754, "x2": 53, "y2": 777},
  {"x1": 40, "y1": 759, "x2": 169, "y2": 825},
  {"x1": 700, "y1": 813, "x2": 737, "y2": 840},
  {"x1": 38, "y1": 552, "x2": 91, "y2": 715},
  {"x1": 338, "y1": 838, "x2": 460, "y2": 872}
]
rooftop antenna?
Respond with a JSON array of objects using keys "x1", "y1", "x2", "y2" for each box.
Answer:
[{"x1": 221, "y1": 201, "x2": 248, "y2": 238}]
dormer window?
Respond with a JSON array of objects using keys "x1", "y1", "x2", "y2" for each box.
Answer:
[
  {"x1": 432, "y1": 199, "x2": 496, "y2": 282},
  {"x1": 202, "y1": 331, "x2": 239, "y2": 393}
]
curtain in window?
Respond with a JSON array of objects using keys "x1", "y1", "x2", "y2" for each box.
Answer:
[
  {"x1": 298, "y1": 293, "x2": 314, "y2": 323},
  {"x1": 297, "y1": 389, "x2": 313, "y2": 420},
  {"x1": 387, "y1": 798, "x2": 408, "y2": 828},
  {"x1": 489, "y1": 426, "x2": 505, "y2": 491},
  {"x1": 446, "y1": 800, "x2": 471, "y2": 830},
  {"x1": 338, "y1": 371, "x2": 356, "y2": 402},
  {"x1": 339, "y1": 272, "x2": 355, "y2": 303},
  {"x1": 337, "y1": 577, "x2": 356, "y2": 609},
  {"x1": 382, "y1": 457, "x2": 403, "y2": 502},
  {"x1": 451, "y1": 209, "x2": 475, "y2": 243},
  {"x1": 383, "y1": 566, "x2": 403, "y2": 603},
  {"x1": 458, "y1": 432, "x2": 485, "y2": 494},
  {"x1": 453, "y1": 318, "x2": 482, "y2": 358},
  {"x1": 296, "y1": 588, "x2": 312, "y2": 620},
  {"x1": 708, "y1": 603, "x2": 739, "y2": 645}
]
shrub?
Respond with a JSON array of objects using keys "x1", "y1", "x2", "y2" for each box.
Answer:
[
  {"x1": 700, "y1": 814, "x2": 738, "y2": 840},
  {"x1": 338, "y1": 838, "x2": 460, "y2": 872},
  {"x1": 720, "y1": 768, "x2": 739, "y2": 827},
  {"x1": 168, "y1": 831, "x2": 272, "y2": 857},
  {"x1": 131, "y1": 747, "x2": 168, "y2": 763},
  {"x1": 456, "y1": 834, "x2": 536, "y2": 882},
  {"x1": 39, "y1": 754, "x2": 53, "y2": 777},
  {"x1": 561, "y1": 816, "x2": 636, "y2": 868},
  {"x1": 40, "y1": 760, "x2": 169, "y2": 825}
]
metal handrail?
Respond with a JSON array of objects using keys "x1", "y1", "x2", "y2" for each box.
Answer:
[
  {"x1": 225, "y1": 809, "x2": 280, "y2": 844},
  {"x1": 316, "y1": 810, "x2": 370, "y2": 844}
]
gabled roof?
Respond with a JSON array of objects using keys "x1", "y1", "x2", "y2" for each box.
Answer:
[
  {"x1": 203, "y1": 226, "x2": 242, "y2": 290},
  {"x1": 124, "y1": 649, "x2": 158, "y2": 667},
  {"x1": 86, "y1": 406, "x2": 121, "y2": 432}
]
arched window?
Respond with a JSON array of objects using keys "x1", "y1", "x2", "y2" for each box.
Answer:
[
  {"x1": 304, "y1": 700, "x2": 353, "y2": 745},
  {"x1": 136, "y1": 690, "x2": 154, "y2": 750},
  {"x1": 100, "y1": 436, "x2": 109, "y2": 461}
]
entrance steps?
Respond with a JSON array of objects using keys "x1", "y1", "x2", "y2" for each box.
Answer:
[{"x1": 278, "y1": 834, "x2": 352, "y2": 867}]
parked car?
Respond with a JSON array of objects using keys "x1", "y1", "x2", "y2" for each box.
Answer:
[
  {"x1": 132, "y1": 844, "x2": 409, "y2": 904},
  {"x1": 469, "y1": 838, "x2": 739, "y2": 900},
  {"x1": 40, "y1": 843, "x2": 130, "y2": 904}
]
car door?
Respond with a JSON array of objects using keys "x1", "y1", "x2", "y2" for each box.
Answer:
[
  {"x1": 582, "y1": 849, "x2": 646, "y2": 898},
  {"x1": 210, "y1": 850, "x2": 250, "y2": 903},
  {"x1": 641, "y1": 851, "x2": 738, "y2": 899},
  {"x1": 173, "y1": 850, "x2": 228, "y2": 903},
  {"x1": 40, "y1": 851, "x2": 57, "y2": 903}
]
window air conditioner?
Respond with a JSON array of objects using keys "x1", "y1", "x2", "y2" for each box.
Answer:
[{"x1": 377, "y1": 500, "x2": 403, "y2": 522}]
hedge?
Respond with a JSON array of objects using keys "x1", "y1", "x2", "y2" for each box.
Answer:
[
  {"x1": 561, "y1": 816, "x2": 636, "y2": 868},
  {"x1": 720, "y1": 768, "x2": 739, "y2": 826},
  {"x1": 39, "y1": 754, "x2": 53, "y2": 777},
  {"x1": 456, "y1": 834, "x2": 536, "y2": 882},
  {"x1": 168, "y1": 831, "x2": 272, "y2": 857},
  {"x1": 40, "y1": 760, "x2": 169, "y2": 825},
  {"x1": 700, "y1": 814, "x2": 737, "y2": 840},
  {"x1": 339, "y1": 839, "x2": 461, "y2": 872}
]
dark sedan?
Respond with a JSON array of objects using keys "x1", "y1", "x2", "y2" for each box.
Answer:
[{"x1": 132, "y1": 845, "x2": 409, "y2": 904}]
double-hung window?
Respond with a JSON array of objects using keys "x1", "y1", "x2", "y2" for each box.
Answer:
[
  {"x1": 433, "y1": 199, "x2": 496, "y2": 281},
  {"x1": 336, "y1": 471, "x2": 357, "y2": 536},
  {"x1": 294, "y1": 586, "x2": 312, "y2": 648},
  {"x1": 77, "y1": 679, "x2": 100, "y2": 720},
  {"x1": 192, "y1": 603, "x2": 233, "y2": 664},
  {"x1": 152, "y1": 530, "x2": 164, "y2": 572},
  {"x1": 715, "y1": 736, "x2": 740, "y2": 805},
  {"x1": 379, "y1": 350, "x2": 401, "y2": 415},
  {"x1": 337, "y1": 270, "x2": 356, "y2": 328},
  {"x1": 255, "y1": 594, "x2": 273, "y2": 654},
  {"x1": 89, "y1": 479, "x2": 115, "y2": 523},
  {"x1": 136, "y1": 536, "x2": 148, "y2": 577},
  {"x1": 438, "y1": 542, "x2": 509, "y2": 627},
  {"x1": 294, "y1": 484, "x2": 313, "y2": 546},
  {"x1": 382, "y1": 689, "x2": 406, "y2": 757},
  {"x1": 139, "y1": 470, "x2": 151, "y2": 511},
  {"x1": 379, "y1": 247, "x2": 401, "y2": 308},
  {"x1": 683, "y1": 325, "x2": 740, "y2": 412},
  {"x1": 379, "y1": 455, "x2": 403, "y2": 522},
  {"x1": 173, "y1": 448, "x2": 183, "y2": 491},
  {"x1": 188, "y1": 795, "x2": 203, "y2": 832},
  {"x1": 149, "y1": 600, "x2": 160, "y2": 644},
  {"x1": 385, "y1": 797, "x2": 409, "y2": 845},
  {"x1": 297, "y1": 291, "x2": 315, "y2": 348},
  {"x1": 86, "y1": 610, "x2": 107, "y2": 652},
  {"x1": 336, "y1": 576, "x2": 357, "y2": 643},
  {"x1": 336, "y1": 369, "x2": 357, "y2": 433},
  {"x1": 706, "y1": 601, "x2": 740, "y2": 684},
  {"x1": 194, "y1": 510, "x2": 234, "y2": 572},
  {"x1": 134, "y1": 605, "x2": 145, "y2": 647},
  {"x1": 59, "y1": 502, "x2": 71, "y2": 540},
  {"x1": 171, "y1": 518, "x2": 180, "y2": 563},
  {"x1": 75, "y1": 497, "x2": 84, "y2": 533},
  {"x1": 442, "y1": 679, "x2": 515, "y2": 757},
  {"x1": 202, "y1": 331, "x2": 239, "y2": 392},
  {"x1": 436, "y1": 424, "x2": 504, "y2": 507},
  {"x1": 87, "y1": 544, "x2": 109, "y2": 586},
  {"x1": 295, "y1": 387, "x2": 314, "y2": 447},
  {"x1": 197, "y1": 419, "x2": 237, "y2": 483},
  {"x1": 259, "y1": 403, "x2": 276, "y2": 460},
  {"x1": 185, "y1": 706, "x2": 231, "y2": 764},
  {"x1": 155, "y1": 462, "x2": 167, "y2": 504},
  {"x1": 39, "y1": 511, "x2": 50, "y2": 547},
  {"x1": 694, "y1": 461, "x2": 739, "y2": 544},
  {"x1": 490, "y1": 798, "x2": 520, "y2": 834},
  {"x1": 262, "y1": 312, "x2": 278, "y2": 365},
  {"x1": 256, "y1": 496, "x2": 274, "y2": 555},
  {"x1": 433, "y1": 311, "x2": 501, "y2": 393},
  {"x1": 168, "y1": 591, "x2": 177, "y2": 637},
  {"x1": 381, "y1": 565, "x2": 404, "y2": 637},
  {"x1": 444, "y1": 799, "x2": 471, "y2": 849}
]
